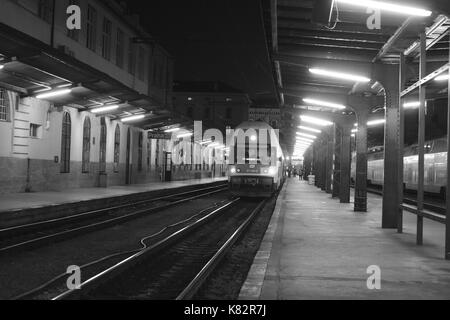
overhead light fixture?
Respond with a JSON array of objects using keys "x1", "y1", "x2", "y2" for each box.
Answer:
[
  {"x1": 91, "y1": 105, "x2": 119, "y2": 114},
  {"x1": 35, "y1": 88, "x2": 72, "y2": 99},
  {"x1": 121, "y1": 114, "x2": 145, "y2": 123},
  {"x1": 351, "y1": 134, "x2": 356, "y2": 138},
  {"x1": 165, "y1": 127, "x2": 180, "y2": 133},
  {"x1": 296, "y1": 132, "x2": 317, "y2": 139},
  {"x1": 435, "y1": 74, "x2": 449, "y2": 81},
  {"x1": 0, "y1": 64, "x2": 4, "y2": 70},
  {"x1": 335, "y1": 0, "x2": 432, "y2": 17},
  {"x1": 303, "y1": 98, "x2": 346, "y2": 110},
  {"x1": 298, "y1": 125, "x2": 321, "y2": 133},
  {"x1": 177, "y1": 132, "x2": 193, "y2": 138},
  {"x1": 300, "y1": 115, "x2": 333, "y2": 126},
  {"x1": 296, "y1": 137, "x2": 314, "y2": 143},
  {"x1": 403, "y1": 101, "x2": 420, "y2": 109},
  {"x1": 351, "y1": 128, "x2": 358, "y2": 133},
  {"x1": 367, "y1": 119, "x2": 385, "y2": 126},
  {"x1": 309, "y1": 68, "x2": 371, "y2": 83}
]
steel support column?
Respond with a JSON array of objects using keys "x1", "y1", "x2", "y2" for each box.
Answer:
[
  {"x1": 354, "y1": 107, "x2": 369, "y2": 212},
  {"x1": 446, "y1": 38, "x2": 450, "y2": 260},
  {"x1": 340, "y1": 125, "x2": 352, "y2": 203},
  {"x1": 417, "y1": 32, "x2": 426, "y2": 245},
  {"x1": 398, "y1": 53, "x2": 406, "y2": 234},
  {"x1": 380, "y1": 64, "x2": 401, "y2": 229},
  {"x1": 320, "y1": 139, "x2": 327, "y2": 191},
  {"x1": 325, "y1": 127, "x2": 334, "y2": 194},
  {"x1": 333, "y1": 125, "x2": 342, "y2": 198}
]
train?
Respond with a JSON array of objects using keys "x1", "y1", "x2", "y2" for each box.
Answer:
[
  {"x1": 351, "y1": 137, "x2": 448, "y2": 196},
  {"x1": 228, "y1": 121, "x2": 286, "y2": 197}
]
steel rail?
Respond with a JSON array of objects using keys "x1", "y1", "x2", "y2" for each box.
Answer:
[
  {"x1": 0, "y1": 186, "x2": 228, "y2": 255},
  {"x1": 0, "y1": 183, "x2": 227, "y2": 239},
  {"x1": 176, "y1": 199, "x2": 267, "y2": 300},
  {"x1": 52, "y1": 198, "x2": 241, "y2": 300}
]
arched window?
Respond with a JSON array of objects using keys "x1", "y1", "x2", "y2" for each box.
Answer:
[
  {"x1": 60, "y1": 112, "x2": 71, "y2": 173},
  {"x1": 114, "y1": 124, "x2": 120, "y2": 173},
  {"x1": 138, "y1": 131, "x2": 143, "y2": 171},
  {"x1": 0, "y1": 88, "x2": 11, "y2": 122},
  {"x1": 82, "y1": 117, "x2": 91, "y2": 173},
  {"x1": 99, "y1": 117, "x2": 107, "y2": 173}
]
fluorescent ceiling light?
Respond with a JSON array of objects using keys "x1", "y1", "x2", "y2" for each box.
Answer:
[
  {"x1": 367, "y1": 119, "x2": 385, "y2": 126},
  {"x1": 121, "y1": 114, "x2": 145, "y2": 123},
  {"x1": 297, "y1": 132, "x2": 317, "y2": 139},
  {"x1": 298, "y1": 125, "x2": 321, "y2": 133},
  {"x1": 336, "y1": 0, "x2": 432, "y2": 17},
  {"x1": 91, "y1": 105, "x2": 119, "y2": 114},
  {"x1": 296, "y1": 137, "x2": 314, "y2": 143},
  {"x1": 35, "y1": 88, "x2": 72, "y2": 99},
  {"x1": 0, "y1": 64, "x2": 4, "y2": 70},
  {"x1": 351, "y1": 134, "x2": 356, "y2": 137},
  {"x1": 309, "y1": 68, "x2": 370, "y2": 83},
  {"x1": 303, "y1": 98, "x2": 346, "y2": 110},
  {"x1": 435, "y1": 74, "x2": 449, "y2": 81},
  {"x1": 165, "y1": 127, "x2": 180, "y2": 133},
  {"x1": 403, "y1": 101, "x2": 420, "y2": 109},
  {"x1": 300, "y1": 115, "x2": 333, "y2": 126},
  {"x1": 177, "y1": 132, "x2": 193, "y2": 138}
]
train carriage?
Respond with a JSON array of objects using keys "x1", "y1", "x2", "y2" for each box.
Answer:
[
  {"x1": 351, "y1": 137, "x2": 448, "y2": 197},
  {"x1": 228, "y1": 121, "x2": 286, "y2": 197}
]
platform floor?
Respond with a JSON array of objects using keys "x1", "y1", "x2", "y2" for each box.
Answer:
[
  {"x1": 240, "y1": 178, "x2": 450, "y2": 300},
  {"x1": 0, "y1": 177, "x2": 227, "y2": 212}
]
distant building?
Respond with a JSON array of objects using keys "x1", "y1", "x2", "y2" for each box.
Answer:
[
  {"x1": 172, "y1": 81, "x2": 250, "y2": 133},
  {"x1": 249, "y1": 107, "x2": 281, "y2": 129}
]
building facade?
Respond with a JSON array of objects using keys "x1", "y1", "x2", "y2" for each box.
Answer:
[
  {"x1": 0, "y1": 0, "x2": 215, "y2": 194},
  {"x1": 248, "y1": 107, "x2": 282, "y2": 129},
  {"x1": 172, "y1": 81, "x2": 250, "y2": 133}
]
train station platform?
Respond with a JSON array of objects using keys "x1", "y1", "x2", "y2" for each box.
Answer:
[
  {"x1": 0, "y1": 177, "x2": 227, "y2": 213},
  {"x1": 240, "y1": 178, "x2": 450, "y2": 300}
]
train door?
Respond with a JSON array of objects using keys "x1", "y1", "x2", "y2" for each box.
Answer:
[
  {"x1": 125, "y1": 128, "x2": 131, "y2": 185},
  {"x1": 163, "y1": 151, "x2": 172, "y2": 181}
]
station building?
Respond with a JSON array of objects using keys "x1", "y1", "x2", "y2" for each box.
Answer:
[
  {"x1": 172, "y1": 81, "x2": 251, "y2": 134},
  {"x1": 0, "y1": 0, "x2": 217, "y2": 194}
]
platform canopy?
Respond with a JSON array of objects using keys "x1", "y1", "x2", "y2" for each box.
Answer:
[
  {"x1": 262, "y1": 0, "x2": 450, "y2": 154},
  {"x1": 0, "y1": 22, "x2": 189, "y2": 131}
]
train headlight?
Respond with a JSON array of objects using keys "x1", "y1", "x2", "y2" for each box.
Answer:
[
  {"x1": 237, "y1": 168, "x2": 241, "y2": 173},
  {"x1": 268, "y1": 167, "x2": 277, "y2": 175},
  {"x1": 230, "y1": 167, "x2": 236, "y2": 174}
]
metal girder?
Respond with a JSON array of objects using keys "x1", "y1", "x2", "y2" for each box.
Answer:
[
  {"x1": 277, "y1": 27, "x2": 389, "y2": 43},
  {"x1": 401, "y1": 62, "x2": 449, "y2": 96},
  {"x1": 278, "y1": 36, "x2": 382, "y2": 51},
  {"x1": 277, "y1": 19, "x2": 398, "y2": 35},
  {"x1": 278, "y1": 45, "x2": 377, "y2": 62},
  {"x1": 271, "y1": 0, "x2": 278, "y2": 53},
  {"x1": 373, "y1": 17, "x2": 416, "y2": 62},
  {"x1": 282, "y1": 88, "x2": 349, "y2": 104},
  {"x1": 275, "y1": 53, "x2": 375, "y2": 69}
]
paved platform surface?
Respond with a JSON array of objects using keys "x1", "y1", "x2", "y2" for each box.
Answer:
[
  {"x1": 0, "y1": 177, "x2": 227, "y2": 212},
  {"x1": 239, "y1": 178, "x2": 450, "y2": 300}
]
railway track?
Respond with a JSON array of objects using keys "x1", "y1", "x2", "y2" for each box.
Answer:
[
  {"x1": 0, "y1": 184, "x2": 228, "y2": 255},
  {"x1": 366, "y1": 187, "x2": 446, "y2": 215},
  {"x1": 51, "y1": 198, "x2": 268, "y2": 300}
]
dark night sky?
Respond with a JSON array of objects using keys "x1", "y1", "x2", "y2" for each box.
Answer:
[{"x1": 123, "y1": 0, "x2": 278, "y2": 103}]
